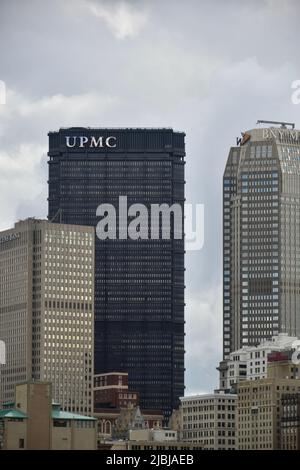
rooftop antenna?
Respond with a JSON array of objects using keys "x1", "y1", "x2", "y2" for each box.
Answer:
[{"x1": 257, "y1": 120, "x2": 295, "y2": 130}]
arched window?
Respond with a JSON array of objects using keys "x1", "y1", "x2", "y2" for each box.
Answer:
[{"x1": 105, "y1": 421, "x2": 111, "y2": 435}]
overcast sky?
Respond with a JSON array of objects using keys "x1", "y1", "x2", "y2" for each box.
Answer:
[{"x1": 0, "y1": 0, "x2": 300, "y2": 395}]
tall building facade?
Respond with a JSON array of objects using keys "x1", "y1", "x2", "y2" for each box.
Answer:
[
  {"x1": 0, "y1": 219, "x2": 94, "y2": 414},
  {"x1": 47, "y1": 128, "x2": 185, "y2": 417},
  {"x1": 223, "y1": 124, "x2": 300, "y2": 357}
]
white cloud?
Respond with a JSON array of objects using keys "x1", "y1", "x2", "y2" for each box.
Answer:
[
  {"x1": 0, "y1": 87, "x2": 119, "y2": 232},
  {"x1": 264, "y1": 0, "x2": 300, "y2": 15},
  {"x1": 1, "y1": 88, "x2": 117, "y2": 125},
  {"x1": 0, "y1": 87, "x2": 119, "y2": 148},
  {"x1": 0, "y1": 143, "x2": 46, "y2": 231},
  {"x1": 85, "y1": 0, "x2": 148, "y2": 39}
]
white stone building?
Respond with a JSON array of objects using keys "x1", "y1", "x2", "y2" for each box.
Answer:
[{"x1": 217, "y1": 333, "x2": 298, "y2": 391}]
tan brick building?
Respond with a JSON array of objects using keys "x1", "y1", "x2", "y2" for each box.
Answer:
[
  {"x1": 181, "y1": 392, "x2": 237, "y2": 450},
  {"x1": 236, "y1": 357, "x2": 300, "y2": 450},
  {"x1": 0, "y1": 382, "x2": 96, "y2": 450}
]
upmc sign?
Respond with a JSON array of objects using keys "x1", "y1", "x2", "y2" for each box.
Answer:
[{"x1": 65, "y1": 136, "x2": 117, "y2": 148}]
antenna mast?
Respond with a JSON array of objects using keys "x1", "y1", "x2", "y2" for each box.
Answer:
[{"x1": 257, "y1": 120, "x2": 295, "y2": 129}]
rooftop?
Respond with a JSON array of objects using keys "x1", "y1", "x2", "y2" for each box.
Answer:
[
  {"x1": 52, "y1": 406, "x2": 96, "y2": 422},
  {"x1": 0, "y1": 409, "x2": 28, "y2": 419},
  {"x1": 0, "y1": 402, "x2": 95, "y2": 422},
  {"x1": 180, "y1": 391, "x2": 237, "y2": 402}
]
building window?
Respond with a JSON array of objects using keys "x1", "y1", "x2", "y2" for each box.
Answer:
[
  {"x1": 19, "y1": 438, "x2": 25, "y2": 449},
  {"x1": 53, "y1": 420, "x2": 68, "y2": 427}
]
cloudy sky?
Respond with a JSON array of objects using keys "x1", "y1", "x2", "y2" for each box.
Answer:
[{"x1": 0, "y1": 0, "x2": 300, "y2": 394}]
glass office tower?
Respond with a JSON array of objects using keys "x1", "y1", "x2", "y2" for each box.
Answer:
[
  {"x1": 47, "y1": 128, "x2": 185, "y2": 417},
  {"x1": 223, "y1": 124, "x2": 300, "y2": 358}
]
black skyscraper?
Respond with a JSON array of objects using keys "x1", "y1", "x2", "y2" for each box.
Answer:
[{"x1": 48, "y1": 128, "x2": 185, "y2": 417}]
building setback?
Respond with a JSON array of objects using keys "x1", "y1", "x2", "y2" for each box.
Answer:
[
  {"x1": 223, "y1": 124, "x2": 300, "y2": 358},
  {"x1": 47, "y1": 128, "x2": 185, "y2": 418},
  {"x1": 0, "y1": 219, "x2": 94, "y2": 414}
]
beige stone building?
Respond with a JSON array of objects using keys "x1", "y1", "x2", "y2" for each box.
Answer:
[
  {"x1": 0, "y1": 218, "x2": 94, "y2": 414},
  {"x1": 0, "y1": 382, "x2": 96, "y2": 450},
  {"x1": 236, "y1": 357, "x2": 300, "y2": 450},
  {"x1": 110, "y1": 441, "x2": 200, "y2": 451},
  {"x1": 181, "y1": 392, "x2": 237, "y2": 450},
  {"x1": 110, "y1": 428, "x2": 201, "y2": 451},
  {"x1": 217, "y1": 334, "x2": 298, "y2": 392}
]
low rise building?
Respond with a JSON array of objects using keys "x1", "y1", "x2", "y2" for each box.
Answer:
[
  {"x1": 0, "y1": 382, "x2": 96, "y2": 450},
  {"x1": 94, "y1": 372, "x2": 139, "y2": 411},
  {"x1": 94, "y1": 372, "x2": 163, "y2": 443},
  {"x1": 217, "y1": 334, "x2": 298, "y2": 391},
  {"x1": 129, "y1": 428, "x2": 177, "y2": 442},
  {"x1": 109, "y1": 428, "x2": 201, "y2": 450},
  {"x1": 95, "y1": 405, "x2": 164, "y2": 445},
  {"x1": 110, "y1": 440, "x2": 200, "y2": 451},
  {"x1": 181, "y1": 391, "x2": 237, "y2": 450},
  {"x1": 236, "y1": 355, "x2": 300, "y2": 450}
]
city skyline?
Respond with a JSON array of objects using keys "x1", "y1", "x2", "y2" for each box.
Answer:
[{"x1": 0, "y1": 0, "x2": 300, "y2": 395}]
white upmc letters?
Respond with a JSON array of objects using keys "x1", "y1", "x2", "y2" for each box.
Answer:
[
  {"x1": 106, "y1": 136, "x2": 117, "y2": 148},
  {"x1": 65, "y1": 136, "x2": 117, "y2": 148},
  {"x1": 90, "y1": 136, "x2": 104, "y2": 148},
  {"x1": 65, "y1": 136, "x2": 77, "y2": 147},
  {"x1": 79, "y1": 136, "x2": 89, "y2": 147}
]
